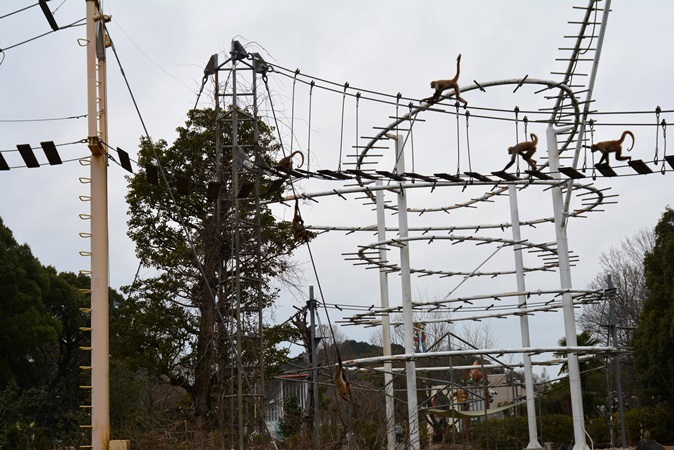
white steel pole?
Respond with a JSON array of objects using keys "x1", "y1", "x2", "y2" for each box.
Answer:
[
  {"x1": 508, "y1": 185, "x2": 541, "y2": 449},
  {"x1": 393, "y1": 135, "x2": 420, "y2": 450},
  {"x1": 562, "y1": 0, "x2": 612, "y2": 217},
  {"x1": 546, "y1": 125, "x2": 588, "y2": 450},
  {"x1": 86, "y1": 1, "x2": 110, "y2": 448},
  {"x1": 376, "y1": 180, "x2": 396, "y2": 450}
]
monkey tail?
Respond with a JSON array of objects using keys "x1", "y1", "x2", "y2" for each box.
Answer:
[
  {"x1": 453, "y1": 54, "x2": 462, "y2": 82},
  {"x1": 529, "y1": 133, "x2": 538, "y2": 144},
  {"x1": 623, "y1": 130, "x2": 635, "y2": 151},
  {"x1": 293, "y1": 150, "x2": 305, "y2": 168}
]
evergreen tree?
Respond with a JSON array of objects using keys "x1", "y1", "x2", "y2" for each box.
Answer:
[
  {"x1": 121, "y1": 107, "x2": 299, "y2": 434},
  {"x1": 633, "y1": 207, "x2": 674, "y2": 401},
  {"x1": 0, "y1": 217, "x2": 60, "y2": 388}
]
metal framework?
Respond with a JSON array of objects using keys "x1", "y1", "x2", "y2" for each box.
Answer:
[{"x1": 212, "y1": 42, "x2": 270, "y2": 450}]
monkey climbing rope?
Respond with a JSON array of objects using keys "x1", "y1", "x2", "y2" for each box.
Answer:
[{"x1": 262, "y1": 73, "x2": 356, "y2": 420}]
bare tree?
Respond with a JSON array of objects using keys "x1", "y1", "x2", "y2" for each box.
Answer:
[
  {"x1": 368, "y1": 311, "x2": 455, "y2": 352},
  {"x1": 317, "y1": 323, "x2": 345, "y2": 356},
  {"x1": 579, "y1": 228, "x2": 654, "y2": 348},
  {"x1": 459, "y1": 320, "x2": 498, "y2": 350}
]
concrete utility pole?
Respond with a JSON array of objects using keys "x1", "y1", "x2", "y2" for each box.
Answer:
[
  {"x1": 85, "y1": 1, "x2": 110, "y2": 448},
  {"x1": 606, "y1": 275, "x2": 627, "y2": 450},
  {"x1": 392, "y1": 135, "x2": 421, "y2": 450},
  {"x1": 308, "y1": 287, "x2": 320, "y2": 448},
  {"x1": 375, "y1": 180, "x2": 396, "y2": 450},
  {"x1": 547, "y1": 125, "x2": 587, "y2": 450},
  {"x1": 508, "y1": 185, "x2": 541, "y2": 449}
]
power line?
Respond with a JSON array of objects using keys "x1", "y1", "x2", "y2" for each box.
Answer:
[
  {"x1": 0, "y1": 138, "x2": 85, "y2": 153},
  {"x1": 2, "y1": 155, "x2": 87, "y2": 170},
  {"x1": 0, "y1": 114, "x2": 87, "y2": 123},
  {"x1": 0, "y1": 3, "x2": 38, "y2": 20},
  {"x1": 0, "y1": 17, "x2": 84, "y2": 53}
]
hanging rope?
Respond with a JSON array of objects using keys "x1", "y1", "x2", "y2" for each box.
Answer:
[
  {"x1": 581, "y1": 118, "x2": 592, "y2": 172},
  {"x1": 465, "y1": 110, "x2": 472, "y2": 173},
  {"x1": 262, "y1": 76, "x2": 349, "y2": 411},
  {"x1": 410, "y1": 103, "x2": 417, "y2": 174},
  {"x1": 455, "y1": 103, "x2": 461, "y2": 175},
  {"x1": 522, "y1": 115, "x2": 530, "y2": 177},
  {"x1": 514, "y1": 106, "x2": 520, "y2": 175},
  {"x1": 338, "y1": 82, "x2": 349, "y2": 171},
  {"x1": 660, "y1": 119, "x2": 667, "y2": 174},
  {"x1": 290, "y1": 69, "x2": 299, "y2": 155},
  {"x1": 355, "y1": 92, "x2": 361, "y2": 160},
  {"x1": 392, "y1": 93, "x2": 403, "y2": 172},
  {"x1": 307, "y1": 80, "x2": 315, "y2": 171},
  {"x1": 514, "y1": 106, "x2": 520, "y2": 144},
  {"x1": 588, "y1": 119, "x2": 597, "y2": 180},
  {"x1": 654, "y1": 106, "x2": 661, "y2": 164}
]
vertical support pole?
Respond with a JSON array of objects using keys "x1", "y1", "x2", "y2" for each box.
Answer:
[
  {"x1": 230, "y1": 55, "x2": 245, "y2": 450},
  {"x1": 546, "y1": 125, "x2": 588, "y2": 450},
  {"x1": 251, "y1": 56, "x2": 265, "y2": 438},
  {"x1": 86, "y1": 1, "x2": 110, "y2": 448},
  {"x1": 562, "y1": 0, "x2": 612, "y2": 216},
  {"x1": 375, "y1": 181, "x2": 396, "y2": 450},
  {"x1": 392, "y1": 135, "x2": 420, "y2": 450},
  {"x1": 606, "y1": 275, "x2": 627, "y2": 450},
  {"x1": 508, "y1": 185, "x2": 541, "y2": 449},
  {"x1": 308, "y1": 287, "x2": 320, "y2": 449}
]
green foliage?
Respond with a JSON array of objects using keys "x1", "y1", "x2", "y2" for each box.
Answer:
[
  {"x1": 552, "y1": 331, "x2": 607, "y2": 418},
  {"x1": 585, "y1": 416, "x2": 610, "y2": 444},
  {"x1": 554, "y1": 330, "x2": 601, "y2": 375},
  {"x1": 0, "y1": 217, "x2": 137, "y2": 448},
  {"x1": 471, "y1": 415, "x2": 528, "y2": 448},
  {"x1": 0, "y1": 218, "x2": 60, "y2": 387},
  {"x1": 355, "y1": 419, "x2": 386, "y2": 449},
  {"x1": 122, "y1": 107, "x2": 298, "y2": 433},
  {"x1": 278, "y1": 395, "x2": 302, "y2": 440},
  {"x1": 339, "y1": 339, "x2": 387, "y2": 359},
  {"x1": 633, "y1": 207, "x2": 674, "y2": 402},
  {"x1": 625, "y1": 404, "x2": 674, "y2": 443},
  {"x1": 540, "y1": 414, "x2": 574, "y2": 444}
]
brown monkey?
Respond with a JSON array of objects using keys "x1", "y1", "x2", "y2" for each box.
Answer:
[
  {"x1": 503, "y1": 133, "x2": 538, "y2": 171},
  {"x1": 277, "y1": 150, "x2": 304, "y2": 171},
  {"x1": 291, "y1": 199, "x2": 308, "y2": 242},
  {"x1": 334, "y1": 357, "x2": 357, "y2": 406},
  {"x1": 591, "y1": 130, "x2": 635, "y2": 166},
  {"x1": 469, "y1": 360, "x2": 484, "y2": 383},
  {"x1": 422, "y1": 54, "x2": 468, "y2": 106}
]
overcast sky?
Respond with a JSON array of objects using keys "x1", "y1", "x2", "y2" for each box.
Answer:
[{"x1": 1, "y1": 1, "x2": 672, "y2": 367}]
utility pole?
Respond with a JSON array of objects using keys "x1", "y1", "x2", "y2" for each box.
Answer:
[
  {"x1": 392, "y1": 134, "x2": 420, "y2": 450},
  {"x1": 308, "y1": 287, "x2": 320, "y2": 448},
  {"x1": 85, "y1": 1, "x2": 110, "y2": 448},
  {"x1": 546, "y1": 124, "x2": 587, "y2": 450},
  {"x1": 606, "y1": 275, "x2": 627, "y2": 450},
  {"x1": 508, "y1": 183, "x2": 541, "y2": 449},
  {"x1": 375, "y1": 180, "x2": 396, "y2": 450}
]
